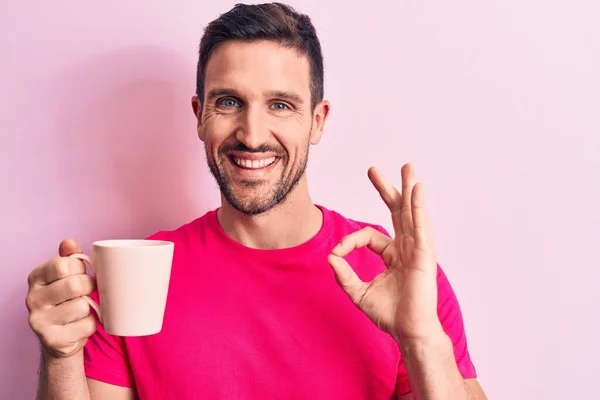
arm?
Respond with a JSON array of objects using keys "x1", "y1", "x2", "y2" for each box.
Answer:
[
  {"x1": 37, "y1": 350, "x2": 135, "y2": 400},
  {"x1": 396, "y1": 331, "x2": 486, "y2": 400},
  {"x1": 327, "y1": 164, "x2": 487, "y2": 400},
  {"x1": 393, "y1": 264, "x2": 482, "y2": 399},
  {"x1": 28, "y1": 239, "x2": 137, "y2": 400},
  {"x1": 37, "y1": 349, "x2": 90, "y2": 400}
]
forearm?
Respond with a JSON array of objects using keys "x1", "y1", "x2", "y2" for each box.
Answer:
[
  {"x1": 37, "y1": 348, "x2": 91, "y2": 400},
  {"x1": 398, "y1": 329, "x2": 472, "y2": 400}
]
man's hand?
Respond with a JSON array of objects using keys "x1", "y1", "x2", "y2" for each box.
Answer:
[
  {"x1": 26, "y1": 239, "x2": 97, "y2": 359},
  {"x1": 327, "y1": 163, "x2": 443, "y2": 342}
]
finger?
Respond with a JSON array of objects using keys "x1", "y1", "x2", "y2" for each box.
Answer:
[
  {"x1": 368, "y1": 167, "x2": 404, "y2": 236},
  {"x1": 46, "y1": 297, "x2": 92, "y2": 325},
  {"x1": 42, "y1": 315, "x2": 97, "y2": 352},
  {"x1": 59, "y1": 239, "x2": 83, "y2": 257},
  {"x1": 401, "y1": 163, "x2": 417, "y2": 236},
  {"x1": 331, "y1": 227, "x2": 392, "y2": 257},
  {"x1": 27, "y1": 273, "x2": 95, "y2": 311},
  {"x1": 64, "y1": 315, "x2": 97, "y2": 343},
  {"x1": 43, "y1": 274, "x2": 95, "y2": 306},
  {"x1": 28, "y1": 257, "x2": 87, "y2": 286},
  {"x1": 327, "y1": 254, "x2": 368, "y2": 305},
  {"x1": 411, "y1": 182, "x2": 433, "y2": 250}
]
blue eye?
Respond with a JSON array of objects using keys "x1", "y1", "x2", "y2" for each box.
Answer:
[
  {"x1": 218, "y1": 98, "x2": 241, "y2": 108},
  {"x1": 271, "y1": 102, "x2": 289, "y2": 111}
]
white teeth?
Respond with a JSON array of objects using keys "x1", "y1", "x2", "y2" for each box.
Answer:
[{"x1": 233, "y1": 156, "x2": 276, "y2": 169}]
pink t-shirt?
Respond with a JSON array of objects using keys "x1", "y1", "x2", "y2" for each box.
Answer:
[{"x1": 84, "y1": 206, "x2": 476, "y2": 398}]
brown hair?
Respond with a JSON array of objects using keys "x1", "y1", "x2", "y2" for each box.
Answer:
[{"x1": 196, "y1": 2, "x2": 324, "y2": 109}]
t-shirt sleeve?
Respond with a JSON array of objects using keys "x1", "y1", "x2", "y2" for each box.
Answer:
[
  {"x1": 83, "y1": 289, "x2": 136, "y2": 388},
  {"x1": 369, "y1": 225, "x2": 477, "y2": 396}
]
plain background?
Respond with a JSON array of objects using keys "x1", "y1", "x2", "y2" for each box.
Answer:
[{"x1": 1, "y1": 0, "x2": 598, "y2": 398}]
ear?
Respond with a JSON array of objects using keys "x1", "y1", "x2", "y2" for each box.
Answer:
[
  {"x1": 191, "y1": 95, "x2": 205, "y2": 142},
  {"x1": 309, "y1": 100, "x2": 330, "y2": 145}
]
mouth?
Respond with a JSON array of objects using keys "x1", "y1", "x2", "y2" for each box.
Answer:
[
  {"x1": 230, "y1": 155, "x2": 277, "y2": 169},
  {"x1": 226, "y1": 154, "x2": 281, "y2": 180}
]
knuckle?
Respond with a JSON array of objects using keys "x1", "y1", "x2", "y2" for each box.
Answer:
[
  {"x1": 27, "y1": 269, "x2": 37, "y2": 287},
  {"x1": 65, "y1": 274, "x2": 94, "y2": 298},
  {"x1": 65, "y1": 276, "x2": 83, "y2": 297},
  {"x1": 53, "y1": 257, "x2": 70, "y2": 279},
  {"x1": 363, "y1": 226, "x2": 376, "y2": 235},
  {"x1": 42, "y1": 331, "x2": 61, "y2": 351},
  {"x1": 28, "y1": 311, "x2": 44, "y2": 333},
  {"x1": 82, "y1": 316, "x2": 97, "y2": 337},
  {"x1": 76, "y1": 297, "x2": 91, "y2": 316},
  {"x1": 68, "y1": 257, "x2": 86, "y2": 273},
  {"x1": 25, "y1": 287, "x2": 49, "y2": 311},
  {"x1": 25, "y1": 293, "x2": 38, "y2": 311},
  {"x1": 81, "y1": 275, "x2": 95, "y2": 295},
  {"x1": 87, "y1": 316, "x2": 97, "y2": 333}
]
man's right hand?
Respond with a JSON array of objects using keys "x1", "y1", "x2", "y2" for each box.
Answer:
[{"x1": 26, "y1": 239, "x2": 97, "y2": 359}]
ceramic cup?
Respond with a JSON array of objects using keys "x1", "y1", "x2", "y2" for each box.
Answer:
[{"x1": 69, "y1": 239, "x2": 174, "y2": 336}]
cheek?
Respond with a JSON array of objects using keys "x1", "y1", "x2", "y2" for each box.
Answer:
[
  {"x1": 276, "y1": 133, "x2": 310, "y2": 167},
  {"x1": 202, "y1": 116, "x2": 236, "y2": 147}
]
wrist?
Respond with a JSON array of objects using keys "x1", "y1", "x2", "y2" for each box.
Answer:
[
  {"x1": 400, "y1": 330, "x2": 450, "y2": 349},
  {"x1": 396, "y1": 327, "x2": 455, "y2": 366},
  {"x1": 38, "y1": 346, "x2": 89, "y2": 400},
  {"x1": 394, "y1": 330, "x2": 471, "y2": 400},
  {"x1": 41, "y1": 345, "x2": 84, "y2": 366},
  {"x1": 393, "y1": 321, "x2": 447, "y2": 347}
]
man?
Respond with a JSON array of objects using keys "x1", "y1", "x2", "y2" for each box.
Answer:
[{"x1": 26, "y1": 3, "x2": 487, "y2": 399}]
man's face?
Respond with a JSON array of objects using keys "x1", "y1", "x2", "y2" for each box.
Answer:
[{"x1": 193, "y1": 40, "x2": 328, "y2": 215}]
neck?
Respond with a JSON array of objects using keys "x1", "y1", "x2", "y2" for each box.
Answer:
[{"x1": 216, "y1": 177, "x2": 323, "y2": 250}]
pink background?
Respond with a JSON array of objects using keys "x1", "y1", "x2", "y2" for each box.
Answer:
[{"x1": 2, "y1": 1, "x2": 599, "y2": 398}]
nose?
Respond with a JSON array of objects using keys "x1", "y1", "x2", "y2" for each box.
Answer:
[{"x1": 235, "y1": 105, "x2": 270, "y2": 149}]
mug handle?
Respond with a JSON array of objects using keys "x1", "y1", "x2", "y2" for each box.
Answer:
[{"x1": 69, "y1": 253, "x2": 103, "y2": 324}]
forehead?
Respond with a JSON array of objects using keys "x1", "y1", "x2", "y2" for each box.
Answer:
[{"x1": 204, "y1": 40, "x2": 311, "y2": 98}]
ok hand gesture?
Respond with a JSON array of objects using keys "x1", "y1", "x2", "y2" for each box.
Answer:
[{"x1": 328, "y1": 164, "x2": 442, "y2": 342}]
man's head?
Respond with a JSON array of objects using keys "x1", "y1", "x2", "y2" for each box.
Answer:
[{"x1": 191, "y1": 3, "x2": 330, "y2": 215}]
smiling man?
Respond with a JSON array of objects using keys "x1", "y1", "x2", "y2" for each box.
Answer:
[
  {"x1": 27, "y1": 3, "x2": 487, "y2": 399},
  {"x1": 199, "y1": 39, "x2": 317, "y2": 219}
]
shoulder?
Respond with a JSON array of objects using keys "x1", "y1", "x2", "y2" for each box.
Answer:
[
  {"x1": 144, "y1": 209, "x2": 217, "y2": 245},
  {"x1": 320, "y1": 205, "x2": 391, "y2": 238}
]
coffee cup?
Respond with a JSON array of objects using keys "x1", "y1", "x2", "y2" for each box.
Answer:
[{"x1": 69, "y1": 239, "x2": 174, "y2": 336}]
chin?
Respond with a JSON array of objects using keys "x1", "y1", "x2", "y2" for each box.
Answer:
[
  {"x1": 229, "y1": 199, "x2": 277, "y2": 216},
  {"x1": 224, "y1": 184, "x2": 285, "y2": 215}
]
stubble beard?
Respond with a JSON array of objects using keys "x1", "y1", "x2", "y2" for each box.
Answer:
[{"x1": 206, "y1": 139, "x2": 310, "y2": 216}]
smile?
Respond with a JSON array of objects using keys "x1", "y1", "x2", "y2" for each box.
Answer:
[{"x1": 231, "y1": 156, "x2": 277, "y2": 169}]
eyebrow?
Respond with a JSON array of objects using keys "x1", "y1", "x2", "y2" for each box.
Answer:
[
  {"x1": 264, "y1": 90, "x2": 304, "y2": 104},
  {"x1": 205, "y1": 88, "x2": 239, "y2": 102},
  {"x1": 205, "y1": 88, "x2": 305, "y2": 104}
]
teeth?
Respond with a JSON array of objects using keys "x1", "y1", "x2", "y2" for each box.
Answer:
[{"x1": 233, "y1": 156, "x2": 276, "y2": 169}]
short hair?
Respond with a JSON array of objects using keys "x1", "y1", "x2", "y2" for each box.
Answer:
[{"x1": 196, "y1": 2, "x2": 324, "y2": 109}]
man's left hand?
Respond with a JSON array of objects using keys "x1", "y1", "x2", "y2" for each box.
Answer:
[{"x1": 327, "y1": 163, "x2": 444, "y2": 342}]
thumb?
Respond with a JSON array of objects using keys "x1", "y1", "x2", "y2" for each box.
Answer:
[
  {"x1": 327, "y1": 254, "x2": 366, "y2": 305},
  {"x1": 58, "y1": 238, "x2": 83, "y2": 257}
]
